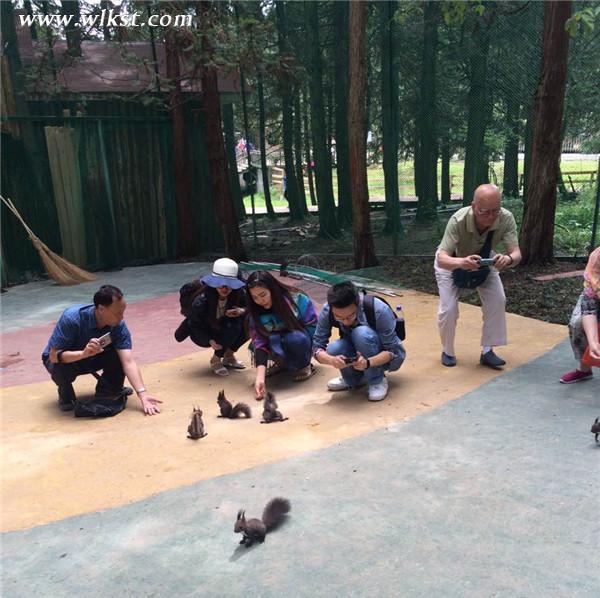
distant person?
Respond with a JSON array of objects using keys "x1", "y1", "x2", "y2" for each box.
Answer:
[
  {"x1": 435, "y1": 183, "x2": 522, "y2": 368},
  {"x1": 246, "y1": 271, "x2": 318, "y2": 399},
  {"x1": 560, "y1": 246, "x2": 600, "y2": 383},
  {"x1": 42, "y1": 285, "x2": 161, "y2": 415},
  {"x1": 174, "y1": 258, "x2": 248, "y2": 376},
  {"x1": 312, "y1": 281, "x2": 406, "y2": 402}
]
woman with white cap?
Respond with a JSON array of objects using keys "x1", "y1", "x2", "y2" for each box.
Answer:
[{"x1": 175, "y1": 258, "x2": 248, "y2": 376}]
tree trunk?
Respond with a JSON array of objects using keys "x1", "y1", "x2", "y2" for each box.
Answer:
[
  {"x1": 441, "y1": 136, "x2": 451, "y2": 205},
  {"x1": 462, "y1": 18, "x2": 490, "y2": 205},
  {"x1": 165, "y1": 29, "x2": 196, "y2": 257},
  {"x1": 519, "y1": 1, "x2": 572, "y2": 265},
  {"x1": 348, "y1": 1, "x2": 378, "y2": 269},
  {"x1": 416, "y1": 0, "x2": 439, "y2": 222},
  {"x1": 200, "y1": 3, "x2": 246, "y2": 261},
  {"x1": 257, "y1": 73, "x2": 276, "y2": 218},
  {"x1": 380, "y1": 0, "x2": 403, "y2": 235},
  {"x1": 303, "y1": 86, "x2": 317, "y2": 206},
  {"x1": 275, "y1": 1, "x2": 303, "y2": 222},
  {"x1": 294, "y1": 88, "x2": 308, "y2": 215},
  {"x1": 222, "y1": 103, "x2": 246, "y2": 222},
  {"x1": 61, "y1": 1, "x2": 82, "y2": 57},
  {"x1": 334, "y1": 0, "x2": 352, "y2": 226},
  {"x1": 502, "y1": 93, "x2": 520, "y2": 198},
  {"x1": 522, "y1": 105, "x2": 534, "y2": 205},
  {"x1": 304, "y1": 0, "x2": 340, "y2": 238}
]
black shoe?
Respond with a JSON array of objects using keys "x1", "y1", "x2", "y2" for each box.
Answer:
[
  {"x1": 480, "y1": 350, "x2": 506, "y2": 369},
  {"x1": 57, "y1": 386, "x2": 76, "y2": 411},
  {"x1": 441, "y1": 352, "x2": 457, "y2": 367},
  {"x1": 58, "y1": 396, "x2": 75, "y2": 411}
]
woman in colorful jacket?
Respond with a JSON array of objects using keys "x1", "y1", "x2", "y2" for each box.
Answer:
[
  {"x1": 245, "y1": 270, "x2": 318, "y2": 399},
  {"x1": 560, "y1": 246, "x2": 600, "y2": 383}
]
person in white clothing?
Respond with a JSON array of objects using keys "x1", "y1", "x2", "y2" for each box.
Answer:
[{"x1": 434, "y1": 184, "x2": 522, "y2": 368}]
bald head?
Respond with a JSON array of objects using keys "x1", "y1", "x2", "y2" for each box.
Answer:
[
  {"x1": 472, "y1": 184, "x2": 501, "y2": 231},
  {"x1": 473, "y1": 184, "x2": 501, "y2": 206}
]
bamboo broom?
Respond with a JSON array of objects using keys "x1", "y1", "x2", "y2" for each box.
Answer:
[{"x1": 1, "y1": 194, "x2": 97, "y2": 285}]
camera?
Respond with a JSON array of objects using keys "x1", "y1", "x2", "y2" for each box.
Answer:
[
  {"x1": 98, "y1": 332, "x2": 112, "y2": 348},
  {"x1": 478, "y1": 258, "x2": 496, "y2": 267}
]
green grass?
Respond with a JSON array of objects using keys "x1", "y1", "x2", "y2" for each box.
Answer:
[{"x1": 244, "y1": 159, "x2": 598, "y2": 210}]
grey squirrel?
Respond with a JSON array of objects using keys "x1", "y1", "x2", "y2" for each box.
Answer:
[
  {"x1": 260, "y1": 392, "x2": 288, "y2": 424},
  {"x1": 187, "y1": 406, "x2": 207, "y2": 439},
  {"x1": 591, "y1": 417, "x2": 600, "y2": 443},
  {"x1": 234, "y1": 497, "x2": 291, "y2": 547},
  {"x1": 217, "y1": 389, "x2": 252, "y2": 419}
]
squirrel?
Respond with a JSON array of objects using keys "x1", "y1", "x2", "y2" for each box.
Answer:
[
  {"x1": 216, "y1": 389, "x2": 252, "y2": 419},
  {"x1": 591, "y1": 417, "x2": 600, "y2": 443},
  {"x1": 260, "y1": 391, "x2": 288, "y2": 424},
  {"x1": 187, "y1": 406, "x2": 207, "y2": 439},
  {"x1": 234, "y1": 497, "x2": 291, "y2": 547}
]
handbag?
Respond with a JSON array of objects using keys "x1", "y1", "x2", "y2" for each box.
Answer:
[{"x1": 452, "y1": 230, "x2": 495, "y2": 289}]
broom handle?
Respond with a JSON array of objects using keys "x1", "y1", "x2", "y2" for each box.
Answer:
[{"x1": 0, "y1": 194, "x2": 37, "y2": 239}]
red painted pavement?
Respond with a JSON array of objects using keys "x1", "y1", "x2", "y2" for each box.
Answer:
[{"x1": 0, "y1": 276, "x2": 330, "y2": 388}]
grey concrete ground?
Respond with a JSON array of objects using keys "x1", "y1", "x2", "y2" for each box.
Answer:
[
  {"x1": 2, "y1": 340, "x2": 598, "y2": 598},
  {"x1": 1, "y1": 262, "x2": 210, "y2": 333}
]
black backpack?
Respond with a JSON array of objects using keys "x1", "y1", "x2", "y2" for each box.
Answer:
[
  {"x1": 329, "y1": 293, "x2": 406, "y2": 341},
  {"x1": 179, "y1": 280, "x2": 205, "y2": 317}
]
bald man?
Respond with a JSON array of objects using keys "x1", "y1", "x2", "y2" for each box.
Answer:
[{"x1": 434, "y1": 184, "x2": 522, "y2": 368}]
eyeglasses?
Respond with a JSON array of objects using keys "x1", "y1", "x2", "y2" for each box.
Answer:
[{"x1": 475, "y1": 207, "x2": 501, "y2": 216}]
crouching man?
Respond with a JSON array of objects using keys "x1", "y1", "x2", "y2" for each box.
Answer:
[
  {"x1": 312, "y1": 281, "x2": 406, "y2": 401},
  {"x1": 42, "y1": 285, "x2": 162, "y2": 415}
]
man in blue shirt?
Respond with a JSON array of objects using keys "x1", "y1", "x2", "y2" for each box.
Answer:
[
  {"x1": 42, "y1": 285, "x2": 162, "y2": 415},
  {"x1": 312, "y1": 281, "x2": 406, "y2": 401}
]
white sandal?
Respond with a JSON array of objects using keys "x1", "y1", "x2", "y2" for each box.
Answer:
[
  {"x1": 222, "y1": 351, "x2": 246, "y2": 369},
  {"x1": 210, "y1": 355, "x2": 229, "y2": 376}
]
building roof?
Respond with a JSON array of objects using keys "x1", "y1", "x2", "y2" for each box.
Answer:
[{"x1": 14, "y1": 10, "x2": 241, "y2": 96}]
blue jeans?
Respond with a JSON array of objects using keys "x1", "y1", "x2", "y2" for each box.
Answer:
[
  {"x1": 326, "y1": 325, "x2": 386, "y2": 386},
  {"x1": 268, "y1": 330, "x2": 312, "y2": 371}
]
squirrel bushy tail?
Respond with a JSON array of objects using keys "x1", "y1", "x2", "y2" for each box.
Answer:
[
  {"x1": 261, "y1": 497, "x2": 291, "y2": 530},
  {"x1": 230, "y1": 402, "x2": 252, "y2": 418}
]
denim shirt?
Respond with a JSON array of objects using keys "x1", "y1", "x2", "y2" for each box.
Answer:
[
  {"x1": 42, "y1": 304, "x2": 132, "y2": 360},
  {"x1": 312, "y1": 298, "x2": 406, "y2": 371}
]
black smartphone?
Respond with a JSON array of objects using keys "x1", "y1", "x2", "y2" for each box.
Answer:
[{"x1": 344, "y1": 356, "x2": 358, "y2": 364}]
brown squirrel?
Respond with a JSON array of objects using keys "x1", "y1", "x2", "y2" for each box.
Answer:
[
  {"x1": 216, "y1": 390, "x2": 252, "y2": 419},
  {"x1": 234, "y1": 497, "x2": 291, "y2": 547},
  {"x1": 187, "y1": 406, "x2": 207, "y2": 439},
  {"x1": 260, "y1": 392, "x2": 288, "y2": 424}
]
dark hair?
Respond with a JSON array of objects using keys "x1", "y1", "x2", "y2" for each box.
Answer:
[
  {"x1": 327, "y1": 281, "x2": 359, "y2": 308},
  {"x1": 93, "y1": 285, "x2": 123, "y2": 307},
  {"x1": 245, "y1": 271, "x2": 304, "y2": 336}
]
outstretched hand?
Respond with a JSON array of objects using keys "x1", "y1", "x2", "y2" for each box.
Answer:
[{"x1": 140, "y1": 394, "x2": 162, "y2": 415}]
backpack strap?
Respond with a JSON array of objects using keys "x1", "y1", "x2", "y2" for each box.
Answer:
[
  {"x1": 363, "y1": 294, "x2": 377, "y2": 330},
  {"x1": 480, "y1": 229, "x2": 495, "y2": 258}
]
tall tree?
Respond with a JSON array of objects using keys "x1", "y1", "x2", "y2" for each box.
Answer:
[
  {"x1": 293, "y1": 88, "x2": 308, "y2": 215},
  {"x1": 302, "y1": 86, "x2": 317, "y2": 206},
  {"x1": 379, "y1": 0, "x2": 403, "y2": 235},
  {"x1": 222, "y1": 103, "x2": 246, "y2": 222},
  {"x1": 416, "y1": 1, "x2": 439, "y2": 222},
  {"x1": 165, "y1": 27, "x2": 195, "y2": 256},
  {"x1": 502, "y1": 92, "x2": 520, "y2": 198},
  {"x1": 257, "y1": 72, "x2": 276, "y2": 218},
  {"x1": 334, "y1": 0, "x2": 352, "y2": 226},
  {"x1": 462, "y1": 14, "x2": 492, "y2": 205},
  {"x1": 519, "y1": 1, "x2": 572, "y2": 265},
  {"x1": 200, "y1": 2, "x2": 246, "y2": 261},
  {"x1": 348, "y1": 0, "x2": 378, "y2": 269},
  {"x1": 275, "y1": 0, "x2": 303, "y2": 221},
  {"x1": 61, "y1": 1, "x2": 82, "y2": 57},
  {"x1": 304, "y1": 0, "x2": 340, "y2": 238}
]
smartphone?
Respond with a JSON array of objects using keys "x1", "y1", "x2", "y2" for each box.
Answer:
[
  {"x1": 98, "y1": 332, "x2": 112, "y2": 348},
  {"x1": 478, "y1": 258, "x2": 496, "y2": 267},
  {"x1": 344, "y1": 356, "x2": 358, "y2": 364}
]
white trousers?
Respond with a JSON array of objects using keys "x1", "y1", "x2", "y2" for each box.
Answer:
[{"x1": 434, "y1": 253, "x2": 507, "y2": 356}]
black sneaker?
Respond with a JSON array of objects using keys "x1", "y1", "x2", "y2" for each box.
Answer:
[
  {"x1": 480, "y1": 350, "x2": 506, "y2": 369},
  {"x1": 57, "y1": 391, "x2": 75, "y2": 412}
]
